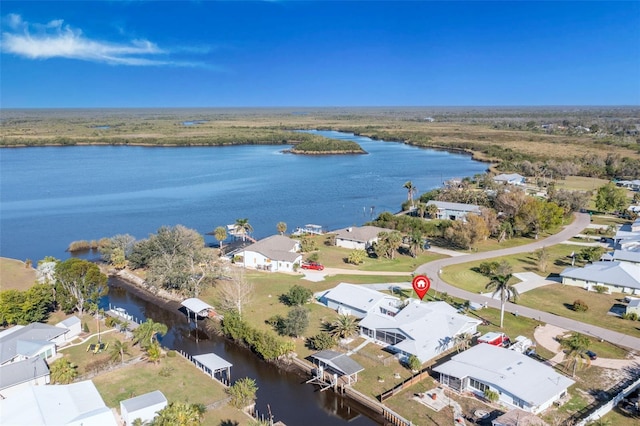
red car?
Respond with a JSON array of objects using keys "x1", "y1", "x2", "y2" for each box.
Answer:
[{"x1": 301, "y1": 261, "x2": 324, "y2": 271}]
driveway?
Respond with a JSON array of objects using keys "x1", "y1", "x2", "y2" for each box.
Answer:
[{"x1": 415, "y1": 213, "x2": 640, "y2": 352}]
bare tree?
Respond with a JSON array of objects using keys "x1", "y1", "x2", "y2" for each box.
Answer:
[{"x1": 215, "y1": 267, "x2": 254, "y2": 317}]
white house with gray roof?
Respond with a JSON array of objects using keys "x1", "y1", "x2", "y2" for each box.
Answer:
[
  {"x1": 0, "y1": 323, "x2": 68, "y2": 366},
  {"x1": 239, "y1": 235, "x2": 302, "y2": 272},
  {"x1": 333, "y1": 226, "x2": 391, "y2": 250},
  {"x1": 120, "y1": 390, "x2": 168, "y2": 426},
  {"x1": 55, "y1": 315, "x2": 82, "y2": 342},
  {"x1": 359, "y1": 299, "x2": 481, "y2": 363},
  {"x1": 493, "y1": 173, "x2": 526, "y2": 186},
  {"x1": 560, "y1": 261, "x2": 640, "y2": 294},
  {"x1": 434, "y1": 344, "x2": 574, "y2": 414},
  {"x1": 0, "y1": 357, "x2": 50, "y2": 398},
  {"x1": 426, "y1": 200, "x2": 481, "y2": 221},
  {"x1": 317, "y1": 283, "x2": 403, "y2": 319}
]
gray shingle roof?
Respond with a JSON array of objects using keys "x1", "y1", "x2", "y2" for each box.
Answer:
[
  {"x1": 311, "y1": 350, "x2": 364, "y2": 376},
  {"x1": 243, "y1": 235, "x2": 300, "y2": 262},
  {"x1": 0, "y1": 357, "x2": 49, "y2": 390},
  {"x1": 426, "y1": 200, "x2": 481, "y2": 213},
  {"x1": 0, "y1": 323, "x2": 67, "y2": 364},
  {"x1": 333, "y1": 226, "x2": 391, "y2": 243}
]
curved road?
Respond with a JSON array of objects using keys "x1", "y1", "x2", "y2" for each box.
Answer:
[{"x1": 415, "y1": 213, "x2": 640, "y2": 352}]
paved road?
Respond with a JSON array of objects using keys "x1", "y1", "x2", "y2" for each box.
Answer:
[{"x1": 415, "y1": 213, "x2": 640, "y2": 352}]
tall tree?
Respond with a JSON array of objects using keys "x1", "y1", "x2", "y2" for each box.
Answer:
[
  {"x1": 227, "y1": 377, "x2": 258, "y2": 409},
  {"x1": 213, "y1": 226, "x2": 227, "y2": 254},
  {"x1": 234, "y1": 218, "x2": 253, "y2": 241},
  {"x1": 409, "y1": 229, "x2": 424, "y2": 257},
  {"x1": 330, "y1": 314, "x2": 359, "y2": 339},
  {"x1": 215, "y1": 268, "x2": 254, "y2": 317},
  {"x1": 133, "y1": 319, "x2": 168, "y2": 349},
  {"x1": 108, "y1": 339, "x2": 131, "y2": 365},
  {"x1": 595, "y1": 182, "x2": 628, "y2": 213},
  {"x1": 49, "y1": 358, "x2": 78, "y2": 384},
  {"x1": 376, "y1": 231, "x2": 403, "y2": 259},
  {"x1": 276, "y1": 221, "x2": 287, "y2": 235},
  {"x1": 403, "y1": 181, "x2": 417, "y2": 210},
  {"x1": 151, "y1": 402, "x2": 205, "y2": 426},
  {"x1": 560, "y1": 333, "x2": 591, "y2": 377},
  {"x1": 485, "y1": 274, "x2": 518, "y2": 328},
  {"x1": 54, "y1": 258, "x2": 108, "y2": 316}
]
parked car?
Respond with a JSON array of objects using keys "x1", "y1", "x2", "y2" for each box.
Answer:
[
  {"x1": 585, "y1": 350, "x2": 597, "y2": 360},
  {"x1": 301, "y1": 261, "x2": 324, "y2": 271}
]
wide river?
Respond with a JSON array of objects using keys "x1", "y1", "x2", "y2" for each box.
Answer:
[{"x1": 0, "y1": 130, "x2": 487, "y2": 425}]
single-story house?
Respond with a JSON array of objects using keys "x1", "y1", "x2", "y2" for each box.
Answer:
[
  {"x1": 0, "y1": 380, "x2": 118, "y2": 425},
  {"x1": 0, "y1": 357, "x2": 50, "y2": 398},
  {"x1": 55, "y1": 316, "x2": 82, "y2": 342},
  {"x1": 493, "y1": 173, "x2": 526, "y2": 186},
  {"x1": 120, "y1": 390, "x2": 168, "y2": 426},
  {"x1": 239, "y1": 235, "x2": 302, "y2": 272},
  {"x1": 333, "y1": 226, "x2": 391, "y2": 250},
  {"x1": 492, "y1": 409, "x2": 549, "y2": 426},
  {"x1": 560, "y1": 261, "x2": 640, "y2": 294},
  {"x1": 317, "y1": 283, "x2": 403, "y2": 319},
  {"x1": 616, "y1": 179, "x2": 640, "y2": 191},
  {"x1": 434, "y1": 344, "x2": 574, "y2": 414},
  {"x1": 426, "y1": 200, "x2": 481, "y2": 221},
  {"x1": 360, "y1": 299, "x2": 482, "y2": 363},
  {"x1": 601, "y1": 249, "x2": 640, "y2": 265},
  {"x1": 626, "y1": 299, "x2": 640, "y2": 316},
  {"x1": 0, "y1": 323, "x2": 68, "y2": 366}
]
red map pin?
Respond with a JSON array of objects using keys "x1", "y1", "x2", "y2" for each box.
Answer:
[{"x1": 412, "y1": 275, "x2": 431, "y2": 300}]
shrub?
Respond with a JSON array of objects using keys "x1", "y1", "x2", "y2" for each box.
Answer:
[
  {"x1": 306, "y1": 332, "x2": 337, "y2": 350},
  {"x1": 347, "y1": 249, "x2": 366, "y2": 265},
  {"x1": 227, "y1": 377, "x2": 258, "y2": 409},
  {"x1": 572, "y1": 299, "x2": 589, "y2": 312},
  {"x1": 67, "y1": 240, "x2": 91, "y2": 252},
  {"x1": 166, "y1": 350, "x2": 177, "y2": 357},
  {"x1": 83, "y1": 322, "x2": 90, "y2": 333},
  {"x1": 622, "y1": 312, "x2": 638, "y2": 321},
  {"x1": 159, "y1": 366, "x2": 174, "y2": 377},
  {"x1": 283, "y1": 285, "x2": 313, "y2": 306},
  {"x1": 484, "y1": 388, "x2": 499, "y2": 403},
  {"x1": 407, "y1": 355, "x2": 422, "y2": 372},
  {"x1": 592, "y1": 285, "x2": 608, "y2": 294}
]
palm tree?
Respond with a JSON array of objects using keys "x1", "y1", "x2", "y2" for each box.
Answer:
[
  {"x1": 409, "y1": 229, "x2": 423, "y2": 257},
  {"x1": 152, "y1": 401, "x2": 205, "y2": 426},
  {"x1": 403, "y1": 181, "x2": 417, "y2": 210},
  {"x1": 213, "y1": 226, "x2": 227, "y2": 254},
  {"x1": 416, "y1": 202, "x2": 427, "y2": 218},
  {"x1": 49, "y1": 358, "x2": 78, "y2": 384},
  {"x1": 560, "y1": 332, "x2": 591, "y2": 377},
  {"x1": 485, "y1": 274, "x2": 518, "y2": 328},
  {"x1": 234, "y1": 218, "x2": 253, "y2": 241},
  {"x1": 109, "y1": 339, "x2": 131, "y2": 365},
  {"x1": 133, "y1": 319, "x2": 168, "y2": 349},
  {"x1": 426, "y1": 203, "x2": 439, "y2": 219},
  {"x1": 276, "y1": 221, "x2": 287, "y2": 235},
  {"x1": 330, "y1": 314, "x2": 359, "y2": 339},
  {"x1": 454, "y1": 332, "x2": 472, "y2": 353},
  {"x1": 146, "y1": 341, "x2": 162, "y2": 364}
]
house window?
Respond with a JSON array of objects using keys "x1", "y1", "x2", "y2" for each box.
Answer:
[
  {"x1": 469, "y1": 378, "x2": 488, "y2": 393},
  {"x1": 375, "y1": 329, "x2": 406, "y2": 345},
  {"x1": 512, "y1": 396, "x2": 526, "y2": 408}
]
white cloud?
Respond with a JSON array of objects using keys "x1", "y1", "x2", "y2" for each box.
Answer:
[{"x1": 1, "y1": 14, "x2": 203, "y2": 67}]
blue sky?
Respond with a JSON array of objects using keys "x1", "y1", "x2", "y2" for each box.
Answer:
[{"x1": 1, "y1": 1, "x2": 639, "y2": 108}]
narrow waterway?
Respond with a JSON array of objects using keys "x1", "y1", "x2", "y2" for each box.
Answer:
[{"x1": 105, "y1": 278, "x2": 383, "y2": 425}]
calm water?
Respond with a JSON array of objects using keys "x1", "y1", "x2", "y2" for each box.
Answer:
[
  {"x1": 0, "y1": 131, "x2": 487, "y2": 425},
  {"x1": 0, "y1": 130, "x2": 487, "y2": 262}
]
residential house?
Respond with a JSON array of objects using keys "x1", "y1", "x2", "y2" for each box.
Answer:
[
  {"x1": 493, "y1": 173, "x2": 526, "y2": 186},
  {"x1": 55, "y1": 315, "x2": 82, "y2": 342},
  {"x1": 239, "y1": 235, "x2": 302, "y2": 272},
  {"x1": 0, "y1": 380, "x2": 118, "y2": 425},
  {"x1": 0, "y1": 357, "x2": 50, "y2": 398},
  {"x1": 0, "y1": 323, "x2": 68, "y2": 366},
  {"x1": 333, "y1": 226, "x2": 391, "y2": 250},
  {"x1": 317, "y1": 283, "x2": 403, "y2": 319},
  {"x1": 560, "y1": 261, "x2": 640, "y2": 294},
  {"x1": 426, "y1": 200, "x2": 481, "y2": 221},
  {"x1": 359, "y1": 299, "x2": 482, "y2": 363},
  {"x1": 434, "y1": 344, "x2": 574, "y2": 414},
  {"x1": 626, "y1": 299, "x2": 640, "y2": 316},
  {"x1": 492, "y1": 409, "x2": 549, "y2": 426},
  {"x1": 120, "y1": 390, "x2": 168, "y2": 426},
  {"x1": 601, "y1": 249, "x2": 640, "y2": 265}
]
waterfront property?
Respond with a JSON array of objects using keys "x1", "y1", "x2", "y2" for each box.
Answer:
[
  {"x1": 309, "y1": 350, "x2": 364, "y2": 388},
  {"x1": 192, "y1": 352, "x2": 233, "y2": 383},
  {"x1": 333, "y1": 226, "x2": 391, "y2": 250},
  {"x1": 0, "y1": 323, "x2": 68, "y2": 365},
  {"x1": 560, "y1": 261, "x2": 640, "y2": 294},
  {"x1": 493, "y1": 173, "x2": 526, "y2": 186},
  {"x1": 181, "y1": 298, "x2": 217, "y2": 318},
  {"x1": 433, "y1": 344, "x2": 574, "y2": 414},
  {"x1": 239, "y1": 235, "x2": 302, "y2": 272},
  {"x1": 426, "y1": 200, "x2": 481, "y2": 221},
  {"x1": 317, "y1": 283, "x2": 403, "y2": 319},
  {"x1": 0, "y1": 379, "x2": 118, "y2": 425},
  {"x1": 55, "y1": 315, "x2": 82, "y2": 342},
  {"x1": 120, "y1": 390, "x2": 168, "y2": 426},
  {"x1": 0, "y1": 357, "x2": 50, "y2": 398},
  {"x1": 359, "y1": 299, "x2": 482, "y2": 363}
]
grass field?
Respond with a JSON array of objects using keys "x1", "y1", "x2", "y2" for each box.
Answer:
[{"x1": 0, "y1": 257, "x2": 37, "y2": 290}]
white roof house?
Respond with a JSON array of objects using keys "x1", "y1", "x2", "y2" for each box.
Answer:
[
  {"x1": 493, "y1": 173, "x2": 526, "y2": 186},
  {"x1": 426, "y1": 200, "x2": 481, "y2": 221},
  {"x1": 317, "y1": 283, "x2": 403, "y2": 319},
  {"x1": 0, "y1": 357, "x2": 50, "y2": 398},
  {"x1": 120, "y1": 390, "x2": 167, "y2": 426},
  {"x1": 0, "y1": 380, "x2": 118, "y2": 425},
  {"x1": 0, "y1": 323, "x2": 67, "y2": 366},
  {"x1": 55, "y1": 316, "x2": 82, "y2": 342},
  {"x1": 240, "y1": 235, "x2": 302, "y2": 272},
  {"x1": 333, "y1": 226, "x2": 391, "y2": 250},
  {"x1": 434, "y1": 344, "x2": 574, "y2": 414},
  {"x1": 360, "y1": 299, "x2": 481, "y2": 363},
  {"x1": 560, "y1": 261, "x2": 640, "y2": 294}
]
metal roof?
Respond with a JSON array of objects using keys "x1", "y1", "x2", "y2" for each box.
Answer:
[
  {"x1": 433, "y1": 344, "x2": 574, "y2": 407},
  {"x1": 426, "y1": 200, "x2": 481, "y2": 213},
  {"x1": 333, "y1": 226, "x2": 391, "y2": 243},
  {"x1": 120, "y1": 390, "x2": 167, "y2": 413},
  {"x1": 193, "y1": 353, "x2": 233, "y2": 372},
  {"x1": 319, "y1": 283, "x2": 397, "y2": 315},
  {"x1": 181, "y1": 298, "x2": 215, "y2": 315},
  {"x1": 0, "y1": 357, "x2": 49, "y2": 390},
  {"x1": 0, "y1": 323, "x2": 67, "y2": 364},
  {"x1": 311, "y1": 350, "x2": 364, "y2": 376},
  {"x1": 560, "y1": 261, "x2": 640, "y2": 289}
]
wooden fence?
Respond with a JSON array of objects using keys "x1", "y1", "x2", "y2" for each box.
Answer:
[{"x1": 378, "y1": 369, "x2": 432, "y2": 402}]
